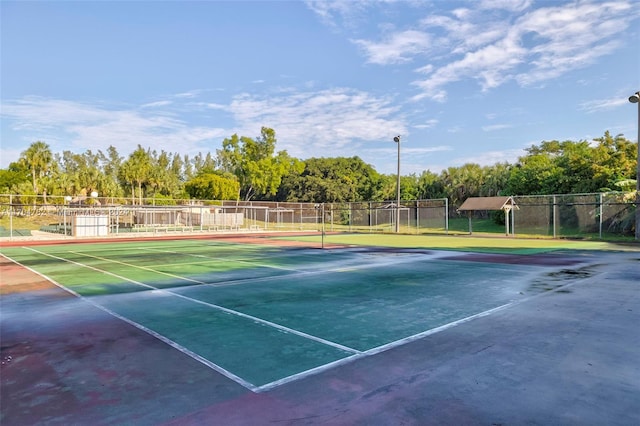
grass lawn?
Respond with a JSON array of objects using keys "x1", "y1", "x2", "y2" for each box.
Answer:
[{"x1": 278, "y1": 232, "x2": 639, "y2": 254}]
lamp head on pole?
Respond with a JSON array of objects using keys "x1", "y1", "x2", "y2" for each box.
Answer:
[
  {"x1": 628, "y1": 90, "x2": 640, "y2": 240},
  {"x1": 393, "y1": 135, "x2": 401, "y2": 143}
]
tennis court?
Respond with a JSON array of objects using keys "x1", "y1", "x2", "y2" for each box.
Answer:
[{"x1": 1, "y1": 233, "x2": 639, "y2": 425}]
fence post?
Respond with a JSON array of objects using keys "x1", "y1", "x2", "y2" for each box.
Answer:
[
  {"x1": 599, "y1": 193, "x2": 603, "y2": 239},
  {"x1": 9, "y1": 194, "x2": 13, "y2": 239},
  {"x1": 553, "y1": 195, "x2": 557, "y2": 238},
  {"x1": 511, "y1": 205, "x2": 515, "y2": 236},
  {"x1": 505, "y1": 207, "x2": 510, "y2": 236},
  {"x1": 445, "y1": 198, "x2": 449, "y2": 234}
]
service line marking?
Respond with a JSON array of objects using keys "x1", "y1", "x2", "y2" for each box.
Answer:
[
  {"x1": 12, "y1": 245, "x2": 593, "y2": 393},
  {"x1": 2, "y1": 251, "x2": 258, "y2": 392},
  {"x1": 25, "y1": 247, "x2": 361, "y2": 352}
]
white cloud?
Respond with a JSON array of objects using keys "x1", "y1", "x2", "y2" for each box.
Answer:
[
  {"x1": 478, "y1": 0, "x2": 532, "y2": 12},
  {"x1": 369, "y1": 144, "x2": 453, "y2": 175},
  {"x1": 3, "y1": 97, "x2": 112, "y2": 128},
  {"x1": 370, "y1": 145, "x2": 450, "y2": 155},
  {"x1": 304, "y1": 0, "x2": 372, "y2": 29},
  {"x1": 227, "y1": 88, "x2": 407, "y2": 158},
  {"x1": 361, "y1": 0, "x2": 640, "y2": 101},
  {"x1": 0, "y1": 147, "x2": 23, "y2": 168},
  {"x1": 1, "y1": 89, "x2": 407, "y2": 166},
  {"x1": 404, "y1": 145, "x2": 451, "y2": 154},
  {"x1": 579, "y1": 96, "x2": 630, "y2": 113},
  {"x1": 308, "y1": 0, "x2": 637, "y2": 102},
  {"x1": 453, "y1": 148, "x2": 525, "y2": 166},
  {"x1": 513, "y1": 2, "x2": 634, "y2": 86},
  {"x1": 413, "y1": 119, "x2": 438, "y2": 129},
  {"x1": 1, "y1": 97, "x2": 226, "y2": 161},
  {"x1": 353, "y1": 30, "x2": 432, "y2": 65},
  {"x1": 174, "y1": 90, "x2": 203, "y2": 98},
  {"x1": 141, "y1": 100, "x2": 173, "y2": 108},
  {"x1": 482, "y1": 123, "x2": 513, "y2": 131}
]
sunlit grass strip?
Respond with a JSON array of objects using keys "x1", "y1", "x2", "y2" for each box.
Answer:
[{"x1": 273, "y1": 233, "x2": 636, "y2": 254}]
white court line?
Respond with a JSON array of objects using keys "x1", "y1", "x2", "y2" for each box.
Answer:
[
  {"x1": 23, "y1": 248, "x2": 158, "y2": 290},
  {"x1": 70, "y1": 248, "x2": 306, "y2": 288},
  {"x1": 25, "y1": 247, "x2": 361, "y2": 354},
  {"x1": 254, "y1": 265, "x2": 602, "y2": 392},
  {"x1": 362, "y1": 263, "x2": 603, "y2": 360},
  {"x1": 141, "y1": 246, "x2": 305, "y2": 272},
  {"x1": 87, "y1": 245, "x2": 451, "y2": 291},
  {"x1": 250, "y1": 303, "x2": 513, "y2": 393},
  {"x1": 2, "y1": 252, "x2": 259, "y2": 392},
  {"x1": 363, "y1": 303, "x2": 515, "y2": 356},
  {"x1": 256, "y1": 353, "x2": 365, "y2": 392},
  {"x1": 68, "y1": 251, "x2": 209, "y2": 285},
  {"x1": 14, "y1": 246, "x2": 588, "y2": 393}
]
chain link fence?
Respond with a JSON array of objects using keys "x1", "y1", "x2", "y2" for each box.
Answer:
[
  {"x1": 511, "y1": 193, "x2": 636, "y2": 239},
  {"x1": 0, "y1": 193, "x2": 635, "y2": 240}
]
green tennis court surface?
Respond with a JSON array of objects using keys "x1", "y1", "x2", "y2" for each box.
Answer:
[{"x1": 0, "y1": 238, "x2": 593, "y2": 391}]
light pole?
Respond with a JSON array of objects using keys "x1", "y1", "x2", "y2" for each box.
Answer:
[
  {"x1": 629, "y1": 91, "x2": 640, "y2": 240},
  {"x1": 393, "y1": 135, "x2": 401, "y2": 233}
]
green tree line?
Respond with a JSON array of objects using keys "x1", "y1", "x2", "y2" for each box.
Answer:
[{"x1": 1, "y1": 128, "x2": 636, "y2": 206}]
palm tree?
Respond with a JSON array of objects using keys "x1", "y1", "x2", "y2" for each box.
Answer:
[
  {"x1": 120, "y1": 146, "x2": 151, "y2": 205},
  {"x1": 118, "y1": 161, "x2": 137, "y2": 204},
  {"x1": 20, "y1": 141, "x2": 53, "y2": 204}
]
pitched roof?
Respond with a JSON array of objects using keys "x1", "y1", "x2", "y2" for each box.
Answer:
[{"x1": 457, "y1": 196, "x2": 516, "y2": 211}]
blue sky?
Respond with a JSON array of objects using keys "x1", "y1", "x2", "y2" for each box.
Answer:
[{"x1": 2, "y1": 0, "x2": 639, "y2": 175}]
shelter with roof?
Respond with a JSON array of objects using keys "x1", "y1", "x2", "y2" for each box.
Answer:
[{"x1": 457, "y1": 196, "x2": 518, "y2": 235}]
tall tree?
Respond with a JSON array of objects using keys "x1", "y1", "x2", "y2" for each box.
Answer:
[
  {"x1": 171, "y1": 153, "x2": 185, "y2": 181},
  {"x1": 507, "y1": 153, "x2": 562, "y2": 195},
  {"x1": 217, "y1": 127, "x2": 303, "y2": 200},
  {"x1": 416, "y1": 170, "x2": 446, "y2": 200},
  {"x1": 75, "y1": 150, "x2": 102, "y2": 196},
  {"x1": 554, "y1": 140, "x2": 594, "y2": 193},
  {"x1": 278, "y1": 156, "x2": 380, "y2": 203},
  {"x1": 399, "y1": 174, "x2": 420, "y2": 201},
  {"x1": 591, "y1": 131, "x2": 637, "y2": 190},
  {"x1": 506, "y1": 133, "x2": 637, "y2": 195},
  {"x1": 440, "y1": 163, "x2": 485, "y2": 207},
  {"x1": 182, "y1": 154, "x2": 194, "y2": 181},
  {"x1": 119, "y1": 146, "x2": 152, "y2": 204},
  {"x1": 145, "y1": 149, "x2": 183, "y2": 198},
  {"x1": 479, "y1": 163, "x2": 511, "y2": 197},
  {"x1": 0, "y1": 162, "x2": 29, "y2": 193},
  {"x1": 58, "y1": 150, "x2": 82, "y2": 196},
  {"x1": 20, "y1": 141, "x2": 54, "y2": 203},
  {"x1": 99, "y1": 146, "x2": 124, "y2": 198},
  {"x1": 184, "y1": 172, "x2": 239, "y2": 200}
]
